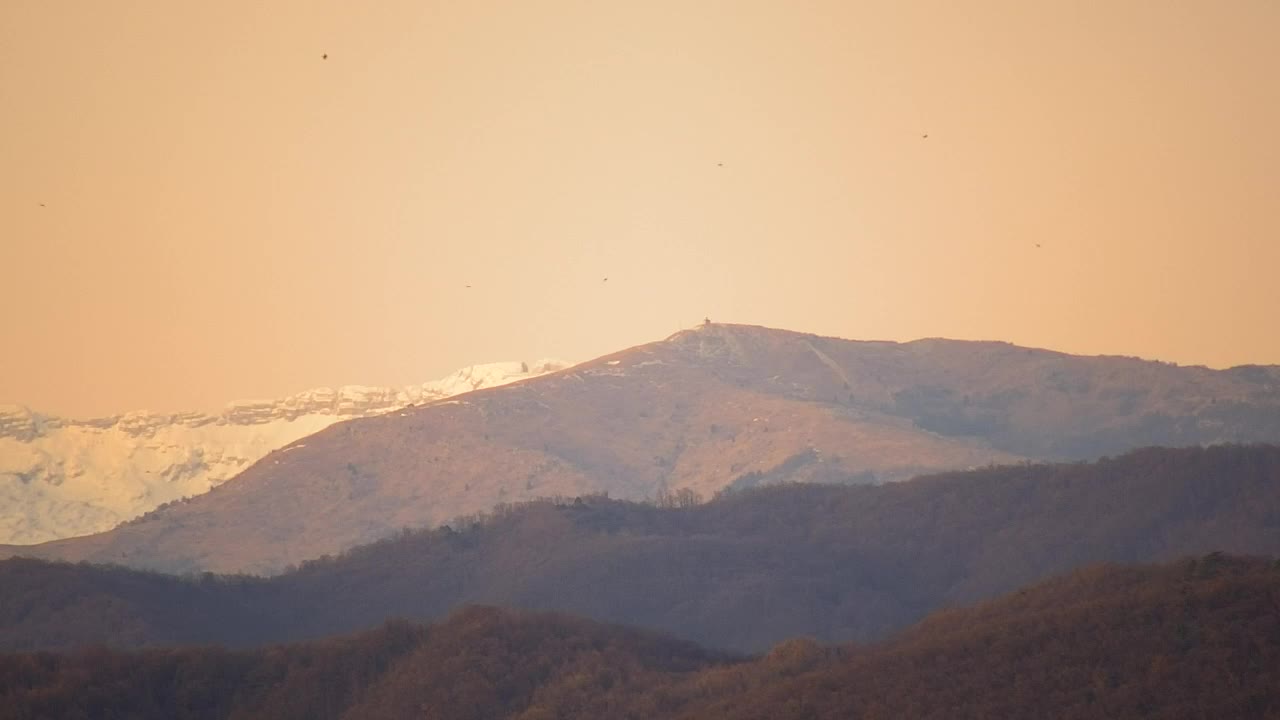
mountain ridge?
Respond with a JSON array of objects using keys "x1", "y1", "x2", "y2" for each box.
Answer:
[
  {"x1": 2, "y1": 444, "x2": 1277, "y2": 654},
  {"x1": 2, "y1": 555, "x2": 1276, "y2": 720},
  {"x1": 0, "y1": 359, "x2": 570, "y2": 544},
  {"x1": 7, "y1": 323, "x2": 1280, "y2": 573}
]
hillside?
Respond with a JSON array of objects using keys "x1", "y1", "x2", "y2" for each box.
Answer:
[
  {"x1": 0, "y1": 607, "x2": 728, "y2": 720},
  {"x1": 0, "y1": 360, "x2": 568, "y2": 544},
  {"x1": 673, "y1": 555, "x2": 1280, "y2": 720},
  {"x1": 2, "y1": 557, "x2": 1277, "y2": 720},
  {"x1": 7, "y1": 324, "x2": 1280, "y2": 575},
  {"x1": 2, "y1": 444, "x2": 1277, "y2": 654}
]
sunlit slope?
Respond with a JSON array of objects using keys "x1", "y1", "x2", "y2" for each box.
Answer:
[{"x1": 7, "y1": 324, "x2": 1279, "y2": 574}]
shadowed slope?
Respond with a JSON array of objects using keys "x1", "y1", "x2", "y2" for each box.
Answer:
[
  {"x1": 1, "y1": 445, "x2": 1278, "y2": 654},
  {"x1": 3, "y1": 558, "x2": 1278, "y2": 720},
  {"x1": 676, "y1": 556, "x2": 1280, "y2": 720}
]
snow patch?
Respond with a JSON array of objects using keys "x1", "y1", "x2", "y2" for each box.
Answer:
[{"x1": 0, "y1": 358, "x2": 570, "y2": 544}]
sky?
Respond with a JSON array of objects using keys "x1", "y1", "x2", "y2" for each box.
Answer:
[{"x1": 2, "y1": 1, "x2": 1277, "y2": 418}]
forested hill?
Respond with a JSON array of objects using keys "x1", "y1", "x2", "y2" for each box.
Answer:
[
  {"x1": 2, "y1": 556, "x2": 1277, "y2": 720},
  {"x1": 2, "y1": 444, "x2": 1278, "y2": 654},
  {"x1": 674, "y1": 554, "x2": 1280, "y2": 720}
]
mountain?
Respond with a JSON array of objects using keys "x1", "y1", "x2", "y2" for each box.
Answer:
[
  {"x1": 673, "y1": 554, "x2": 1280, "y2": 720},
  {"x1": 0, "y1": 360, "x2": 569, "y2": 545},
  {"x1": 2, "y1": 445, "x2": 1278, "y2": 654},
  {"x1": 7, "y1": 323, "x2": 1280, "y2": 574},
  {"x1": 3, "y1": 556, "x2": 1277, "y2": 720},
  {"x1": 0, "y1": 607, "x2": 730, "y2": 720}
]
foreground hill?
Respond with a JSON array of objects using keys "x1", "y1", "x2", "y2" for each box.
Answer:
[
  {"x1": 2, "y1": 445, "x2": 1278, "y2": 654},
  {"x1": 2, "y1": 557, "x2": 1277, "y2": 720},
  {"x1": 0, "y1": 360, "x2": 568, "y2": 545},
  {"x1": 674, "y1": 554, "x2": 1280, "y2": 720},
  {"x1": 7, "y1": 324, "x2": 1280, "y2": 575},
  {"x1": 0, "y1": 608, "x2": 729, "y2": 720}
]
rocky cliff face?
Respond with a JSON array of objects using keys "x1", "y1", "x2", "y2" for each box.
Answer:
[{"x1": 0, "y1": 360, "x2": 569, "y2": 544}]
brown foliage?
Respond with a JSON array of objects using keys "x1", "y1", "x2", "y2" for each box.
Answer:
[
  {"x1": 676, "y1": 556, "x2": 1280, "y2": 720},
  {"x1": 2, "y1": 558, "x2": 1278, "y2": 719},
  {"x1": 1, "y1": 444, "x2": 1279, "y2": 656}
]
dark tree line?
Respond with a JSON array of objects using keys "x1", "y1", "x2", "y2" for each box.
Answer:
[
  {"x1": 3, "y1": 444, "x2": 1280, "y2": 654},
  {"x1": 2, "y1": 556, "x2": 1278, "y2": 719}
]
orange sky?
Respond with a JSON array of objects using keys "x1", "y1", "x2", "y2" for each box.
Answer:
[{"x1": 2, "y1": 1, "x2": 1277, "y2": 418}]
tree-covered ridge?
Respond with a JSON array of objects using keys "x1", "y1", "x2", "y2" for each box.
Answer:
[
  {"x1": 2, "y1": 444, "x2": 1278, "y2": 654},
  {"x1": 2, "y1": 557, "x2": 1277, "y2": 720},
  {"x1": 673, "y1": 554, "x2": 1280, "y2": 720}
]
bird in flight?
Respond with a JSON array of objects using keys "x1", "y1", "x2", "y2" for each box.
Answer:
[
  {"x1": 322, "y1": 53, "x2": 328, "y2": 60},
  {"x1": 921, "y1": 134, "x2": 929, "y2": 139},
  {"x1": 1035, "y1": 243, "x2": 1042, "y2": 248},
  {"x1": 38, "y1": 203, "x2": 45, "y2": 207},
  {"x1": 602, "y1": 277, "x2": 608, "y2": 282}
]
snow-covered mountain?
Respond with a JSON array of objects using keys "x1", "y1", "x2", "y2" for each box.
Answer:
[{"x1": 0, "y1": 360, "x2": 570, "y2": 545}]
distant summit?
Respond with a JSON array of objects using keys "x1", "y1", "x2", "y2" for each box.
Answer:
[
  {"x1": 8, "y1": 324, "x2": 1280, "y2": 576},
  {"x1": 0, "y1": 359, "x2": 570, "y2": 544}
]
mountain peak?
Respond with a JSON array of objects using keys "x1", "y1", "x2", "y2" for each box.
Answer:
[{"x1": 0, "y1": 359, "x2": 571, "y2": 544}]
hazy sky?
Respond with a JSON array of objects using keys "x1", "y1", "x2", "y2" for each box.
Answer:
[{"x1": 2, "y1": 1, "x2": 1277, "y2": 418}]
